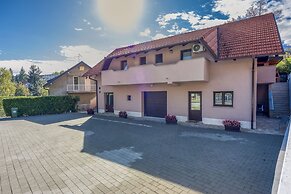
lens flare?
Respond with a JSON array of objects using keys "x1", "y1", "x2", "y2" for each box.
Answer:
[{"x1": 96, "y1": 0, "x2": 144, "y2": 34}]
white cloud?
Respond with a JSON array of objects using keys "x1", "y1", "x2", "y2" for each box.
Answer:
[
  {"x1": 156, "y1": 11, "x2": 226, "y2": 31},
  {"x1": 167, "y1": 23, "x2": 188, "y2": 34},
  {"x1": 151, "y1": 33, "x2": 168, "y2": 40},
  {"x1": 139, "y1": 28, "x2": 151, "y2": 37},
  {"x1": 74, "y1": 28, "x2": 83, "y2": 31},
  {"x1": 90, "y1": 26, "x2": 102, "y2": 31},
  {"x1": 83, "y1": 19, "x2": 91, "y2": 25},
  {"x1": 212, "y1": 0, "x2": 254, "y2": 18},
  {"x1": 0, "y1": 45, "x2": 108, "y2": 74}
]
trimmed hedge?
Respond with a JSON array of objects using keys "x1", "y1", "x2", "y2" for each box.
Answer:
[
  {"x1": 3, "y1": 96, "x2": 80, "y2": 117},
  {"x1": 0, "y1": 97, "x2": 5, "y2": 117}
]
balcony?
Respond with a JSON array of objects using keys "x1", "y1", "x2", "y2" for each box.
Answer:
[
  {"x1": 66, "y1": 84, "x2": 96, "y2": 93},
  {"x1": 257, "y1": 65, "x2": 276, "y2": 84},
  {"x1": 101, "y1": 57, "x2": 209, "y2": 86}
]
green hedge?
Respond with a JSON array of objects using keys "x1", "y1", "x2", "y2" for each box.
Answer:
[
  {"x1": 2, "y1": 96, "x2": 80, "y2": 117},
  {"x1": 0, "y1": 97, "x2": 6, "y2": 117}
]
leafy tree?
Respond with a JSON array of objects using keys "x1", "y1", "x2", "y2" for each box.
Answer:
[
  {"x1": 0, "y1": 68, "x2": 16, "y2": 96},
  {"x1": 277, "y1": 57, "x2": 291, "y2": 74},
  {"x1": 15, "y1": 83, "x2": 30, "y2": 96},
  {"x1": 28, "y1": 65, "x2": 44, "y2": 96},
  {"x1": 15, "y1": 67, "x2": 28, "y2": 84},
  {"x1": 41, "y1": 88, "x2": 48, "y2": 96}
]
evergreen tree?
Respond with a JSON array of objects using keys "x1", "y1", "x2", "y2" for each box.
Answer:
[
  {"x1": 28, "y1": 65, "x2": 43, "y2": 96},
  {"x1": 15, "y1": 67, "x2": 28, "y2": 84},
  {"x1": 0, "y1": 68, "x2": 16, "y2": 96}
]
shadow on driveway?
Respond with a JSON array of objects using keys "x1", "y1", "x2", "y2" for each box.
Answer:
[{"x1": 57, "y1": 113, "x2": 283, "y2": 194}]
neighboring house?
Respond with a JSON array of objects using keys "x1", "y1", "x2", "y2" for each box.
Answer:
[
  {"x1": 83, "y1": 13, "x2": 284, "y2": 129},
  {"x1": 44, "y1": 61, "x2": 96, "y2": 110}
]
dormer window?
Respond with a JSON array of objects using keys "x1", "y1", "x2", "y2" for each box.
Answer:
[
  {"x1": 155, "y1": 54, "x2": 163, "y2": 64},
  {"x1": 121, "y1": 60, "x2": 128, "y2": 70}
]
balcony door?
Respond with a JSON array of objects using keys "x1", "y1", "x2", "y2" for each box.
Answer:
[
  {"x1": 188, "y1": 92, "x2": 202, "y2": 121},
  {"x1": 73, "y1": 77, "x2": 79, "y2": 91}
]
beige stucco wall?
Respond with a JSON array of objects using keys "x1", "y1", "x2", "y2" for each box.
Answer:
[
  {"x1": 95, "y1": 57, "x2": 257, "y2": 128},
  {"x1": 109, "y1": 43, "x2": 213, "y2": 71}
]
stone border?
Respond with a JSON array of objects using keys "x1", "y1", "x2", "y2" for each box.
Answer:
[{"x1": 272, "y1": 118, "x2": 291, "y2": 194}]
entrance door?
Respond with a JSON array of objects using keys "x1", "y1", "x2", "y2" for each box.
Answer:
[
  {"x1": 189, "y1": 92, "x2": 202, "y2": 121},
  {"x1": 105, "y1": 93, "x2": 114, "y2": 112}
]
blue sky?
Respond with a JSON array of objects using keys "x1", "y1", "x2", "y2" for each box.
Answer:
[{"x1": 0, "y1": 0, "x2": 290, "y2": 74}]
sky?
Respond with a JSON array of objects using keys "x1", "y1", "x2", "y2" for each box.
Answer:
[{"x1": 0, "y1": 0, "x2": 290, "y2": 74}]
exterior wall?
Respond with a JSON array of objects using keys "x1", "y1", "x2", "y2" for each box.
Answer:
[
  {"x1": 47, "y1": 63, "x2": 96, "y2": 109},
  {"x1": 102, "y1": 58, "x2": 209, "y2": 85},
  {"x1": 257, "y1": 65, "x2": 276, "y2": 84},
  {"x1": 109, "y1": 43, "x2": 214, "y2": 71},
  {"x1": 69, "y1": 93, "x2": 96, "y2": 111},
  {"x1": 96, "y1": 58, "x2": 256, "y2": 129}
]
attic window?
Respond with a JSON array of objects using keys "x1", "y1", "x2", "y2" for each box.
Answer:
[{"x1": 79, "y1": 66, "x2": 85, "y2": 71}]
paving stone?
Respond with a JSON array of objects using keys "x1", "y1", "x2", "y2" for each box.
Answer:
[{"x1": 0, "y1": 113, "x2": 283, "y2": 194}]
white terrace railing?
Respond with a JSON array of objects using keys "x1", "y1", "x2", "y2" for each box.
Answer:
[{"x1": 66, "y1": 84, "x2": 96, "y2": 92}]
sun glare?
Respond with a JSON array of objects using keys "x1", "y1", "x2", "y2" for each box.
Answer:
[{"x1": 96, "y1": 0, "x2": 144, "y2": 34}]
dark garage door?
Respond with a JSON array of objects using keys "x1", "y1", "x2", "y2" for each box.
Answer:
[{"x1": 144, "y1": 91, "x2": 167, "y2": 118}]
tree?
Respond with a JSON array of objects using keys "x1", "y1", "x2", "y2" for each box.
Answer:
[
  {"x1": 9, "y1": 68, "x2": 14, "y2": 82},
  {"x1": 246, "y1": 0, "x2": 282, "y2": 18},
  {"x1": 0, "y1": 68, "x2": 16, "y2": 96},
  {"x1": 15, "y1": 67, "x2": 28, "y2": 84},
  {"x1": 28, "y1": 65, "x2": 44, "y2": 96},
  {"x1": 277, "y1": 57, "x2": 291, "y2": 74},
  {"x1": 15, "y1": 83, "x2": 30, "y2": 96}
]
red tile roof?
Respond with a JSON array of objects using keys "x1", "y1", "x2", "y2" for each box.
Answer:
[{"x1": 84, "y1": 13, "x2": 283, "y2": 76}]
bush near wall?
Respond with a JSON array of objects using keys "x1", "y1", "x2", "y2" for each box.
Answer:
[
  {"x1": 0, "y1": 97, "x2": 6, "y2": 117},
  {"x1": 3, "y1": 96, "x2": 80, "y2": 117}
]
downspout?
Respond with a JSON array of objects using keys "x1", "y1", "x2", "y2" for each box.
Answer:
[
  {"x1": 88, "y1": 76, "x2": 99, "y2": 113},
  {"x1": 251, "y1": 58, "x2": 255, "y2": 129}
]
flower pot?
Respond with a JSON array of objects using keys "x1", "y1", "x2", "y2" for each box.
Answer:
[
  {"x1": 166, "y1": 120, "x2": 177, "y2": 124},
  {"x1": 224, "y1": 125, "x2": 240, "y2": 132}
]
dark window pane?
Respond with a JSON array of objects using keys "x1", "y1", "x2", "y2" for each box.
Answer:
[
  {"x1": 121, "y1": 60, "x2": 128, "y2": 70},
  {"x1": 127, "y1": 95, "x2": 131, "y2": 101},
  {"x1": 155, "y1": 54, "x2": 163, "y2": 63},
  {"x1": 181, "y1": 49, "x2": 192, "y2": 60},
  {"x1": 140, "y1": 57, "x2": 146, "y2": 65}
]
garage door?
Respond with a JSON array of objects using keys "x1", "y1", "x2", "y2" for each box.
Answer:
[{"x1": 144, "y1": 91, "x2": 167, "y2": 118}]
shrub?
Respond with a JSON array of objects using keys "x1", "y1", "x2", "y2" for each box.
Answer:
[
  {"x1": 165, "y1": 114, "x2": 177, "y2": 124},
  {"x1": 223, "y1": 119, "x2": 241, "y2": 127},
  {"x1": 119, "y1": 111, "x2": 128, "y2": 118},
  {"x1": 3, "y1": 96, "x2": 79, "y2": 117}
]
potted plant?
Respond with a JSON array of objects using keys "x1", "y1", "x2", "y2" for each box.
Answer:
[
  {"x1": 119, "y1": 111, "x2": 128, "y2": 118},
  {"x1": 223, "y1": 119, "x2": 241, "y2": 132},
  {"x1": 87, "y1": 108, "x2": 94, "y2": 115},
  {"x1": 165, "y1": 114, "x2": 177, "y2": 124}
]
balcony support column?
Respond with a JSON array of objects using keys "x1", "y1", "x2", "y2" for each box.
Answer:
[{"x1": 89, "y1": 76, "x2": 99, "y2": 113}]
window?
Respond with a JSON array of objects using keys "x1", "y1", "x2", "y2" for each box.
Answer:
[
  {"x1": 213, "y1": 91, "x2": 233, "y2": 106},
  {"x1": 155, "y1": 54, "x2": 163, "y2": 64},
  {"x1": 127, "y1": 95, "x2": 132, "y2": 101},
  {"x1": 79, "y1": 66, "x2": 85, "y2": 71},
  {"x1": 140, "y1": 57, "x2": 146, "y2": 65},
  {"x1": 121, "y1": 60, "x2": 128, "y2": 70},
  {"x1": 181, "y1": 49, "x2": 192, "y2": 60}
]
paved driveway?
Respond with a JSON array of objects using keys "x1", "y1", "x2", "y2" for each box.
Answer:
[{"x1": 0, "y1": 113, "x2": 282, "y2": 194}]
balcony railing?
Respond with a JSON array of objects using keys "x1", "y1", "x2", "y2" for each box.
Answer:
[
  {"x1": 67, "y1": 84, "x2": 96, "y2": 92},
  {"x1": 257, "y1": 65, "x2": 276, "y2": 84},
  {"x1": 101, "y1": 57, "x2": 209, "y2": 86}
]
